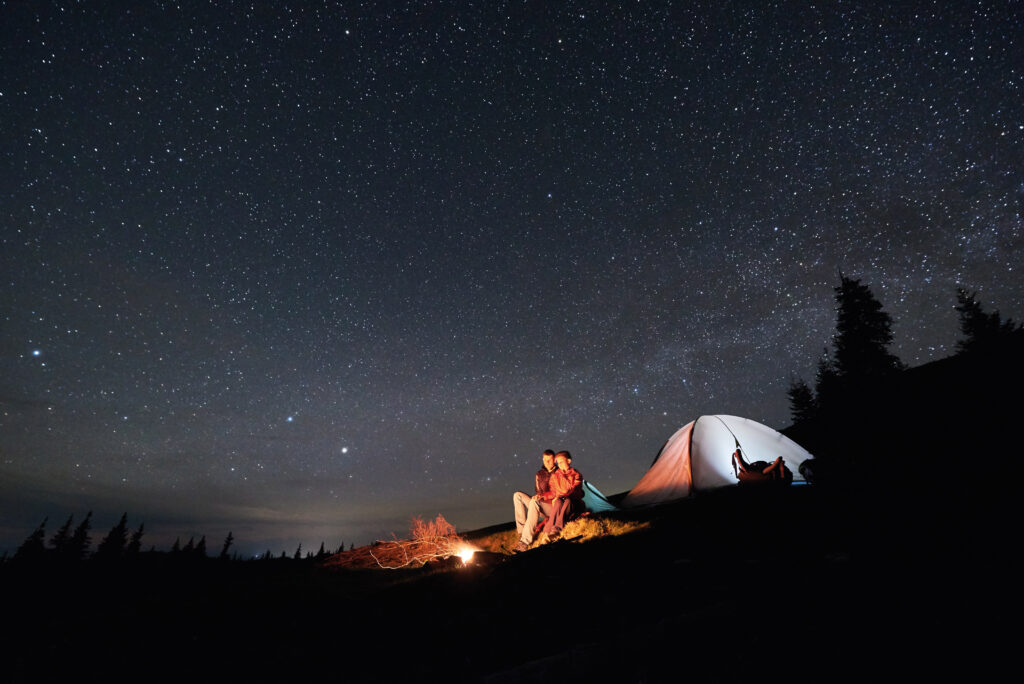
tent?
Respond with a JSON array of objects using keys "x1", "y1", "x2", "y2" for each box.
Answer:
[
  {"x1": 620, "y1": 415, "x2": 814, "y2": 508},
  {"x1": 581, "y1": 480, "x2": 617, "y2": 513}
]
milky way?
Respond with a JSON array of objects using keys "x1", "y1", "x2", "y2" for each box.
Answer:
[{"x1": 2, "y1": 1, "x2": 1021, "y2": 554}]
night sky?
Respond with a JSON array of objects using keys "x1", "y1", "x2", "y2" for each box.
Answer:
[{"x1": 2, "y1": 1, "x2": 1021, "y2": 556}]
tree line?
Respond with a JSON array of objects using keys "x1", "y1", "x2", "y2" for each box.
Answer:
[
  {"x1": 788, "y1": 280, "x2": 1021, "y2": 426},
  {"x1": 785, "y1": 278, "x2": 1021, "y2": 482},
  {"x1": 6, "y1": 511, "x2": 353, "y2": 565}
]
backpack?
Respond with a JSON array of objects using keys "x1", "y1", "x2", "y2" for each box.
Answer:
[{"x1": 733, "y1": 453, "x2": 793, "y2": 486}]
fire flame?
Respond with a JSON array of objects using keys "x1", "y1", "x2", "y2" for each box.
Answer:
[{"x1": 457, "y1": 545, "x2": 476, "y2": 565}]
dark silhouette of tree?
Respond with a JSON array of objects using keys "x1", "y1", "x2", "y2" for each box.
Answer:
[
  {"x1": 279, "y1": 550, "x2": 287, "y2": 559},
  {"x1": 831, "y1": 275, "x2": 904, "y2": 383},
  {"x1": 69, "y1": 511, "x2": 93, "y2": 560},
  {"x1": 96, "y1": 513, "x2": 129, "y2": 559},
  {"x1": 787, "y1": 376, "x2": 817, "y2": 426},
  {"x1": 790, "y1": 276, "x2": 903, "y2": 424},
  {"x1": 171, "y1": 537, "x2": 181, "y2": 554},
  {"x1": 293, "y1": 543, "x2": 302, "y2": 560},
  {"x1": 182, "y1": 536, "x2": 195, "y2": 554},
  {"x1": 49, "y1": 514, "x2": 74, "y2": 554},
  {"x1": 14, "y1": 518, "x2": 48, "y2": 562},
  {"x1": 316, "y1": 541, "x2": 326, "y2": 560},
  {"x1": 220, "y1": 532, "x2": 234, "y2": 559},
  {"x1": 813, "y1": 347, "x2": 841, "y2": 409},
  {"x1": 126, "y1": 523, "x2": 145, "y2": 554},
  {"x1": 955, "y1": 288, "x2": 1021, "y2": 354},
  {"x1": 195, "y1": 535, "x2": 207, "y2": 558}
]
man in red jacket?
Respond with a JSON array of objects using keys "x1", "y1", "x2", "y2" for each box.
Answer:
[
  {"x1": 541, "y1": 450, "x2": 583, "y2": 542},
  {"x1": 512, "y1": 449, "x2": 557, "y2": 552}
]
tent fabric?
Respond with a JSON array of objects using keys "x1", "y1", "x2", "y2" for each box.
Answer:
[
  {"x1": 620, "y1": 415, "x2": 813, "y2": 507},
  {"x1": 581, "y1": 480, "x2": 617, "y2": 513}
]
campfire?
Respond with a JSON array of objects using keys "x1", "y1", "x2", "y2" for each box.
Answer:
[{"x1": 369, "y1": 514, "x2": 475, "y2": 569}]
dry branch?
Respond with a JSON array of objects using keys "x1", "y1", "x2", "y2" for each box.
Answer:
[{"x1": 370, "y1": 514, "x2": 470, "y2": 569}]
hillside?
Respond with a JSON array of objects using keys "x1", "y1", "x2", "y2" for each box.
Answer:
[{"x1": 4, "y1": 479, "x2": 1009, "y2": 682}]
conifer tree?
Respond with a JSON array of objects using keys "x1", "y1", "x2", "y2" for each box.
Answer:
[
  {"x1": 831, "y1": 275, "x2": 903, "y2": 382},
  {"x1": 814, "y1": 348, "x2": 840, "y2": 408},
  {"x1": 14, "y1": 518, "x2": 48, "y2": 562},
  {"x1": 126, "y1": 523, "x2": 145, "y2": 554},
  {"x1": 316, "y1": 541, "x2": 326, "y2": 559},
  {"x1": 195, "y1": 535, "x2": 207, "y2": 558},
  {"x1": 171, "y1": 537, "x2": 182, "y2": 553},
  {"x1": 96, "y1": 513, "x2": 129, "y2": 559},
  {"x1": 182, "y1": 536, "x2": 195, "y2": 554},
  {"x1": 955, "y1": 288, "x2": 1021, "y2": 354},
  {"x1": 293, "y1": 543, "x2": 302, "y2": 560},
  {"x1": 220, "y1": 532, "x2": 234, "y2": 559},
  {"x1": 69, "y1": 511, "x2": 93, "y2": 560},
  {"x1": 787, "y1": 376, "x2": 817, "y2": 426},
  {"x1": 49, "y1": 514, "x2": 74, "y2": 554}
]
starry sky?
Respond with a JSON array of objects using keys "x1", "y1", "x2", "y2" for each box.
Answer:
[{"x1": 2, "y1": 1, "x2": 1021, "y2": 556}]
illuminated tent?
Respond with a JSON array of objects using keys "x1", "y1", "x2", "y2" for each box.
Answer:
[
  {"x1": 581, "y1": 480, "x2": 616, "y2": 513},
  {"x1": 621, "y1": 415, "x2": 813, "y2": 507}
]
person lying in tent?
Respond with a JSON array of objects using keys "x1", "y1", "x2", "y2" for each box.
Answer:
[
  {"x1": 539, "y1": 450, "x2": 584, "y2": 543},
  {"x1": 732, "y1": 448, "x2": 793, "y2": 485},
  {"x1": 512, "y1": 449, "x2": 557, "y2": 552}
]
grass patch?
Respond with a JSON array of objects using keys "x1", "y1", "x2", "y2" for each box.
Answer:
[{"x1": 463, "y1": 513, "x2": 651, "y2": 554}]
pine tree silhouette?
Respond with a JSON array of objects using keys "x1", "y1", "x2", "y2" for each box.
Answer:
[
  {"x1": 14, "y1": 518, "x2": 48, "y2": 562},
  {"x1": 195, "y1": 535, "x2": 207, "y2": 558},
  {"x1": 182, "y1": 536, "x2": 195, "y2": 554},
  {"x1": 220, "y1": 532, "x2": 234, "y2": 559},
  {"x1": 69, "y1": 511, "x2": 93, "y2": 560},
  {"x1": 813, "y1": 348, "x2": 841, "y2": 410},
  {"x1": 831, "y1": 275, "x2": 903, "y2": 383},
  {"x1": 49, "y1": 514, "x2": 74, "y2": 554},
  {"x1": 787, "y1": 376, "x2": 817, "y2": 426},
  {"x1": 795, "y1": 276, "x2": 903, "y2": 419},
  {"x1": 171, "y1": 537, "x2": 182, "y2": 554},
  {"x1": 316, "y1": 541, "x2": 326, "y2": 559},
  {"x1": 955, "y1": 288, "x2": 1021, "y2": 354},
  {"x1": 293, "y1": 543, "x2": 302, "y2": 560},
  {"x1": 126, "y1": 523, "x2": 145, "y2": 554},
  {"x1": 96, "y1": 513, "x2": 129, "y2": 559}
]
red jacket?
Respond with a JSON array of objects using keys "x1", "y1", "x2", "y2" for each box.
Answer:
[{"x1": 550, "y1": 467, "x2": 583, "y2": 500}]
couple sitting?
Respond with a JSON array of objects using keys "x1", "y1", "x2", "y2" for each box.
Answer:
[{"x1": 511, "y1": 449, "x2": 583, "y2": 552}]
